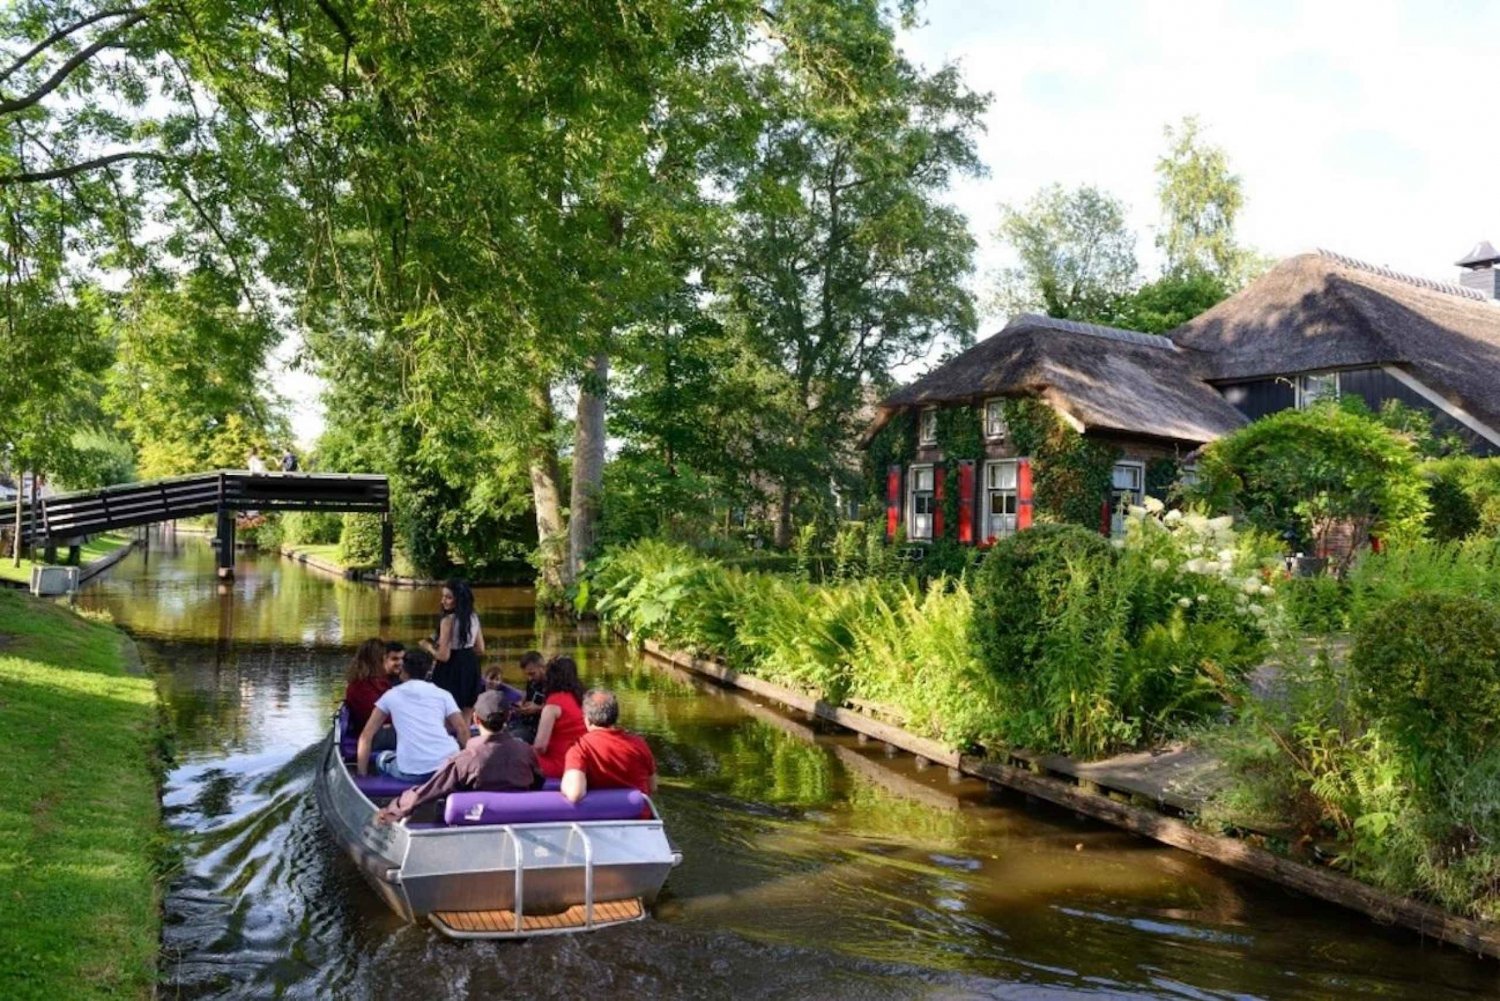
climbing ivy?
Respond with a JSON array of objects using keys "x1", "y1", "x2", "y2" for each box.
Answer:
[
  {"x1": 864, "y1": 409, "x2": 917, "y2": 513},
  {"x1": 934, "y1": 405, "x2": 984, "y2": 540},
  {"x1": 1002, "y1": 398, "x2": 1119, "y2": 529},
  {"x1": 1145, "y1": 456, "x2": 1182, "y2": 503}
]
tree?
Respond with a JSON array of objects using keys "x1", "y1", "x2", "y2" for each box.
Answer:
[
  {"x1": 1155, "y1": 116, "x2": 1250, "y2": 284},
  {"x1": 991, "y1": 184, "x2": 1137, "y2": 322},
  {"x1": 1105, "y1": 268, "x2": 1229, "y2": 334},
  {"x1": 713, "y1": 18, "x2": 986, "y2": 543},
  {"x1": 104, "y1": 267, "x2": 288, "y2": 477}
]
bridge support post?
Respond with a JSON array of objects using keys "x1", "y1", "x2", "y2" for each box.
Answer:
[
  {"x1": 215, "y1": 506, "x2": 236, "y2": 579},
  {"x1": 42, "y1": 542, "x2": 56, "y2": 564},
  {"x1": 380, "y1": 515, "x2": 394, "y2": 572}
]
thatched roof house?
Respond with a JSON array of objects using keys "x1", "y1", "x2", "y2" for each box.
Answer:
[{"x1": 866, "y1": 247, "x2": 1500, "y2": 545}]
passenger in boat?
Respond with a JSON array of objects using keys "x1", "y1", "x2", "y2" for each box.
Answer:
[
  {"x1": 382, "y1": 641, "x2": 405, "y2": 683},
  {"x1": 344, "y1": 638, "x2": 396, "y2": 752},
  {"x1": 357, "y1": 649, "x2": 469, "y2": 784},
  {"x1": 375, "y1": 689, "x2": 544, "y2": 825},
  {"x1": 533, "y1": 655, "x2": 588, "y2": 779},
  {"x1": 507, "y1": 650, "x2": 547, "y2": 743},
  {"x1": 561, "y1": 689, "x2": 657, "y2": 807},
  {"x1": 421, "y1": 579, "x2": 484, "y2": 725}
]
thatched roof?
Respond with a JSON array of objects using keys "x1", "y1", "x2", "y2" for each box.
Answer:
[
  {"x1": 1170, "y1": 251, "x2": 1500, "y2": 431},
  {"x1": 870, "y1": 314, "x2": 1248, "y2": 446}
]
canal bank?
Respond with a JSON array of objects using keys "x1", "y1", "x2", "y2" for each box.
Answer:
[
  {"x1": 0, "y1": 531, "x2": 138, "y2": 588},
  {"x1": 71, "y1": 534, "x2": 1500, "y2": 999},
  {"x1": 0, "y1": 589, "x2": 164, "y2": 1001}
]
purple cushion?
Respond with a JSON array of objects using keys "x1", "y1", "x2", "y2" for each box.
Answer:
[
  {"x1": 353, "y1": 772, "x2": 417, "y2": 798},
  {"x1": 337, "y1": 705, "x2": 357, "y2": 760},
  {"x1": 443, "y1": 789, "x2": 648, "y2": 826},
  {"x1": 541, "y1": 777, "x2": 561, "y2": 791}
]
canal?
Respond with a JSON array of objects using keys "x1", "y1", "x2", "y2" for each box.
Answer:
[{"x1": 81, "y1": 531, "x2": 1499, "y2": 999}]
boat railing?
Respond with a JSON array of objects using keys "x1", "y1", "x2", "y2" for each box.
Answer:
[{"x1": 570, "y1": 822, "x2": 596, "y2": 930}]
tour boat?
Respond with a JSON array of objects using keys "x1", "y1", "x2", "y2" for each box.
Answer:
[{"x1": 313, "y1": 701, "x2": 680, "y2": 939}]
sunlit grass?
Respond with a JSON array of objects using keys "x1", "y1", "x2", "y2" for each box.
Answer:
[
  {"x1": 0, "y1": 532, "x2": 134, "y2": 585},
  {"x1": 0, "y1": 589, "x2": 162, "y2": 1000}
]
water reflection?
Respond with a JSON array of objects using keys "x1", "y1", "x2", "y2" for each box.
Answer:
[{"x1": 78, "y1": 532, "x2": 1500, "y2": 1000}]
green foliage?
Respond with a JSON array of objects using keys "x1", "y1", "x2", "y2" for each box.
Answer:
[
  {"x1": 55, "y1": 430, "x2": 136, "y2": 491},
  {"x1": 280, "y1": 511, "x2": 344, "y2": 547},
  {"x1": 934, "y1": 406, "x2": 984, "y2": 541},
  {"x1": 1346, "y1": 537, "x2": 1500, "y2": 626},
  {"x1": 1423, "y1": 456, "x2": 1500, "y2": 541},
  {"x1": 1350, "y1": 595, "x2": 1500, "y2": 770},
  {"x1": 339, "y1": 514, "x2": 385, "y2": 568},
  {"x1": 1190, "y1": 402, "x2": 1429, "y2": 569},
  {"x1": 1003, "y1": 398, "x2": 1119, "y2": 529},
  {"x1": 1155, "y1": 117, "x2": 1252, "y2": 284},
  {"x1": 991, "y1": 184, "x2": 1138, "y2": 322},
  {"x1": 1280, "y1": 574, "x2": 1351, "y2": 633},
  {"x1": 863, "y1": 410, "x2": 917, "y2": 513},
  {"x1": 1105, "y1": 269, "x2": 1229, "y2": 333}
]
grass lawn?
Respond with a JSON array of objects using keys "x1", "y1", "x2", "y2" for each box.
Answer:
[
  {"x1": 0, "y1": 590, "x2": 162, "y2": 1000},
  {"x1": 287, "y1": 543, "x2": 346, "y2": 565},
  {"x1": 0, "y1": 532, "x2": 135, "y2": 585}
]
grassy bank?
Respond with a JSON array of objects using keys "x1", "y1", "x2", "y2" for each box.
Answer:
[
  {"x1": 0, "y1": 590, "x2": 163, "y2": 999},
  {"x1": 0, "y1": 532, "x2": 134, "y2": 585}
]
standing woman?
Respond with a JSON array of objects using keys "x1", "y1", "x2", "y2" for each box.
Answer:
[
  {"x1": 421, "y1": 579, "x2": 484, "y2": 724},
  {"x1": 533, "y1": 656, "x2": 588, "y2": 779}
]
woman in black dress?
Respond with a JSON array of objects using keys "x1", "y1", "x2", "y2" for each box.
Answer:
[{"x1": 421, "y1": 579, "x2": 484, "y2": 724}]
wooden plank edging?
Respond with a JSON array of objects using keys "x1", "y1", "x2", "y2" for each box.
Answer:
[{"x1": 635, "y1": 635, "x2": 1500, "y2": 959}]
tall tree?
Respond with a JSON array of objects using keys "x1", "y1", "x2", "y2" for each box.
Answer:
[
  {"x1": 991, "y1": 183, "x2": 1137, "y2": 322},
  {"x1": 1155, "y1": 116, "x2": 1249, "y2": 283},
  {"x1": 713, "y1": 12, "x2": 986, "y2": 543}
]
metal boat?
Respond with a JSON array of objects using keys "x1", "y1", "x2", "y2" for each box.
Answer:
[{"x1": 313, "y1": 707, "x2": 680, "y2": 938}]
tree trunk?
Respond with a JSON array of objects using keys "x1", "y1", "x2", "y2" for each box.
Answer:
[
  {"x1": 773, "y1": 482, "x2": 793, "y2": 548},
  {"x1": 568, "y1": 351, "x2": 609, "y2": 583},
  {"x1": 527, "y1": 383, "x2": 567, "y2": 599},
  {"x1": 11, "y1": 466, "x2": 21, "y2": 566}
]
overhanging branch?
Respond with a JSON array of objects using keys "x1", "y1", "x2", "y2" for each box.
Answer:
[
  {"x1": 0, "y1": 7, "x2": 141, "y2": 88},
  {"x1": 0, "y1": 10, "x2": 148, "y2": 116},
  {"x1": 0, "y1": 149, "x2": 168, "y2": 185}
]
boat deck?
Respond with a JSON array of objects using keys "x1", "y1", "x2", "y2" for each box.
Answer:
[{"x1": 431, "y1": 897, "x2": 645, "y2": 937}]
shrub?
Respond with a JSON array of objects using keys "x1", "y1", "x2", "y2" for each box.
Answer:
[
  {"x1": 1350, "y1": 594, "x2": 1500, "y2": 769},
  {"x1": 1281, "y1": 574, "x2": 1350, "y2": 633},
  {"x1": 1424, "y1": 456, "x2": 1500, "y2": 541},
  {"x1": 972, "y1": 524, "x2": 1116, "y2": 683},
  {"x1": 339, "y1": 513, "x2": 384, "y2": 567},
  {"x1": 1347, "y1": 537, "x2": 1500, "y2": 626},
  {"x1": 281, "y1": 510, "x2": 343, "y2": 546}
]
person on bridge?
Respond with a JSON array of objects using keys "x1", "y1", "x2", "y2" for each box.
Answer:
[
  {"x1": 375, "y1": 689, "x2": 543, "y2": 825},
  {"x1": 420, "y1": 579, "x2": 484, "y2": 725},
  {"x1": 561, "y1": 689, "x2": 657, "y2": 808},
  {"x1": 533, "y1": 655, "x2": 588, "y2": 780},
  {"x1": 280, "y1": 447, "x2": 298, "y2": 472},
  {"x1": 343, "y1": 638, "x2": 394, "y2": 751},
  {"x1": 357, "y1": 649, "x2": 469, "y2": 784},
  {"x1": 246, "y1": 446, "x2": 267, "y2": 474}
]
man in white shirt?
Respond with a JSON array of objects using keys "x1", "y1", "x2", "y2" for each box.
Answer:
[{"x1": 356, "y1": 649, "x2": 468, "y2": 784}]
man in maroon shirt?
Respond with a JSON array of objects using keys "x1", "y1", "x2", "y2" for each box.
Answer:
[
  {"x1": 560, "y1": 689, "x2": 658, "y2": 805},
  {"x1": 376, "y1": 689, "x2": 543, "y2": 824}
]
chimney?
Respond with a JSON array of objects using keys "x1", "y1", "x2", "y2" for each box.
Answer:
[{"x1": 1456, "y1": 240, "x2": 1500, "y2": 298}]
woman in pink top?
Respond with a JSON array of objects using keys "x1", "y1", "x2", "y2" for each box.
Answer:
[{"x1": 533, "y1": 656, "x2": 587, "y2": 779}]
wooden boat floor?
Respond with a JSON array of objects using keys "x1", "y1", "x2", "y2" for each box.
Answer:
[{"x1": 431, "y1": 897, "x2": 645, "y2": 937}]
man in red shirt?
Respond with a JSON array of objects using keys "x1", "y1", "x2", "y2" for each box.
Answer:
[{"x1": 560, "y1": 689, "x2": 657, "y2": 804}]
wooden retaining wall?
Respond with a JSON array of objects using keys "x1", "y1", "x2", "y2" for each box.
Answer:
[{"x1": 636, "y1": 638, "x2": 1500, "y2": 960}]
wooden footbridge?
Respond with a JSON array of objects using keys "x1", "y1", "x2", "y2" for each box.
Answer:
[{"x1": 1, "y1": 471, "x2": 390, "y2": 577}]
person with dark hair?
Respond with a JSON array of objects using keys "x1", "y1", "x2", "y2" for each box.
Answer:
[
  {"x1": 507, "y1": 650, "x2": 547, "y2": 743},
  {"x1": 382, "y1": 641, "x2": 405, "y2": 682},
  {"x1": 561, "y1": 689, "x2": 657, "y2": 807},
  {"x1": 279, "y1": 447, "x2": 298, "y2": 472},
  {"x1": 357, "y1": 649, "x2": 468, "y2": 784},
  {"x1": 421, "y1": 579, "x2": 484, "y2": 725},
  {"x1": 376, "y1": 690, "x2": 543, "y2": 824},
  {"x1": 533, "y1": 656, "x2": 588, "y2": 779},
  {"x1": 343, "y1": 638, "x2": 391, "y2": 735}
]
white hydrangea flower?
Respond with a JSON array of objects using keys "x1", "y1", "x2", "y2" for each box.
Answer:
[
  {"x1": 1217, "y1": 549, "x2": 1236, "y2": 565},
  {"x1": 1151, "y1": 558, "x2": 1169, "y2": 572},
  {"x1": 1249, "y1": 603, "x2": 1266, "y2": 617},
  {"x1": 1163, "y1": 509, "x2": 1183, "y2": 524},
  {"x1": 1197, "y1": 593, "x2": 1209, "y2": 603},
  {"x1": 1203, "y1": 560, "x2": 1221, "y2": 574},
  {"x1": 1241, "y1": 577, "x2": 1261, "y2": 595},
  {"x1": 1259, "y1": 584, "x2": 1274, "y2": 597},
  {"x1": 1209, "y1": 515, "x2": 1234, "y2": 531},
  {"x1": 1144, "y1": 496, "x2": 1165, "y2": 514},
  {"x1": 1177, "y1": 597, "x2": 1192, "y2": 608},
  {"x1": 1184, "y1": 558, "x2": 1208, "y2": 574}
]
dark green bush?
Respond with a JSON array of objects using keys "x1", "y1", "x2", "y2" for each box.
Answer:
[
  {"x1": 281, "y1": 510, "x2": 344, "y2": 546},
  {"x1": 339, "y1": 513, "x2": 385, "y2": 567},
  {"x1": 972, "y1": 524, "x2": 1116, "y2": 682},
  {"x1": 1351, "y1": 594, "x2": 1500, "y2": 767},
  {"x1": 1281, "y1": 574, "x2": 1351, "y2": 633}
]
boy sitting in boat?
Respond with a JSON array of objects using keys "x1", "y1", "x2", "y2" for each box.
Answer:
[
  {"x1": 357, "y1": 649, "x2": 468, "y2": 784},
  {"x1": 506, "y1": 650, "x2": 547, "y2": 743},
  {"x1": 561, "y1": 689, "x2": 658, "y2": 806},
  {"x1": 376, "y1": 689, "x2": 545, "y2": 825}
]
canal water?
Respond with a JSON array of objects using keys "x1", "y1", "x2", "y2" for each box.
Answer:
[{"x1": 81, "y1": 531, "x2": 1499, "y2": 1000}]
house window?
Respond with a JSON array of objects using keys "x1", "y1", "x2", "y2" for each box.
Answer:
[
  {"x1": 908, "y1": 465, "x2": 936, "y2": 540},
  {"x1": 984, "y1": 460, "x2": 1018, "y2": 541},
  {"x1": 1297, "y1": 372, "x2": 1339, "y2": 408},
  {"x1": 918, "y1": 407, "x2": 939, "y2": 446},
  {"x1": 984, "y1": 399, "x2": 1008, "y2": 440},
  {"x1": 1110, "y1": 461, "x2": 1145, "y2": 537}
]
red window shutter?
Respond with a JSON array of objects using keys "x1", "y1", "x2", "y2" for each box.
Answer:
[
  {"x1": 886, "y1": 465, "x2": 901, "y2": 541},
  {"x1": 1100, "y1": 498, "x2": 1112, "y2": 536},
  {"x1": 957, "y1": 460, "x2": 975, "y2": 544},
  {"x1": 1017, "y1": 458, "x2": 1034, "y2": 530},
  {"x1": 933, "y1": 462, "x2": 945, "y2": 539}
]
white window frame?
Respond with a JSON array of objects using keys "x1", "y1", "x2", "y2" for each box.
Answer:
[
  {"x1": 1296, "y1": 372, "x2": 1340, "y2": 409},
  {"x1": 918, "y1": 407, "x2": 938, "y2": 446},
  {"x1": 984, "y1": 398, "x2": 1008, "y2": 440},
  {"x1": 1110, "y1": 461, "x2": 1146, "y2": 537},
  {"x1": 983, "y1": 460, "x2": 1019, "y2": 541},
  {"x1": 907, "y1": 464, "x2": 936, "y2": 540}
]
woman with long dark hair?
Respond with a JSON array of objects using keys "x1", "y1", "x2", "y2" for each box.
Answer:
[
  {"x1": 533, "y1": 655, "x2": 588, "y2": 779},
  {"x1": 344, "y1": 637, "x2": 397, "y2": 751},
  {"x1": 421, "y1": 579, "x2": 484, "y2": 724}
]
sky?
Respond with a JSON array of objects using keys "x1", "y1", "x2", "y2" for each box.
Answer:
[{"x1": 278, "y1": 0, "x2": 1500, "y2": 446}]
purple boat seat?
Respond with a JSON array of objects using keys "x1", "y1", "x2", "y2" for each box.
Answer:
[
  {"x1": 541, "y1": 777, "x2": 562, "y2": 791},
  {"x1": 353, "y1": 772, "x2": 417, "y2": 798},
  {"x1": 444, "y1": 789, "x2": 649, "y2": 826}
]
